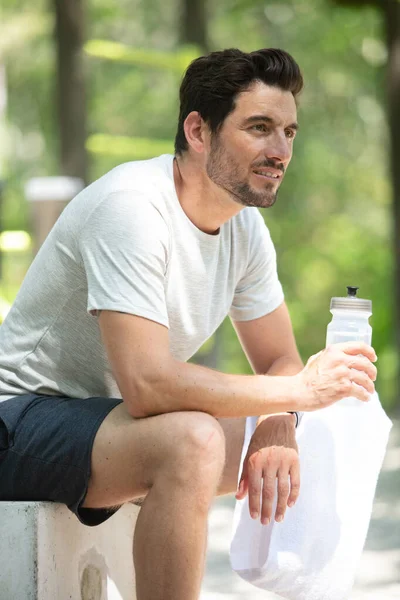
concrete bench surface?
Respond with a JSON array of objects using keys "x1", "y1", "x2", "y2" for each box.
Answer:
[{"x1": 0, "y1": 501, "x2": 140, "y2": 600}]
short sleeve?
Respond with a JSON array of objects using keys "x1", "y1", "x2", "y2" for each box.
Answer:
[
  {"x1": 229, "y1": 211, "x2": 284, "y2": 322},
  {"x1": 78, "y1": 191, "x2": 170, "y2": 327}
]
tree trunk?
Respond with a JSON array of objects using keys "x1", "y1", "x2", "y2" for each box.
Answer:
[
  {"x1": 383, "y1": 0, "x2": 400, "y2": 400},
  {"x1": 54, "y1": 0, "x2": 87, "y2": 183},
  {"x1": 179, "y1": 0, "x2": 208, "y2": 50},
  {"x1": 0, "y1": 63, "x2": 7, "y2": 280}
]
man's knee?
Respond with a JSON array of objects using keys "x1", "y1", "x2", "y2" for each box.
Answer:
[
  {"x1": 84, "y1": 406, "x2": 226, "y2": 509},
  {"x1": 158, "y1": 411, "x2": 226, "y2": 480}
]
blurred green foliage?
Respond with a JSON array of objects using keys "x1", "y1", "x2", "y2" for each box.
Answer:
[{"x1": 0, "y1": 0, "x2": 397, "y2": 410}]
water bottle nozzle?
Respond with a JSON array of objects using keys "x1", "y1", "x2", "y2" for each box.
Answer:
[{"x1": 347, "y1": 286, "x2": 359, "y2": 297}]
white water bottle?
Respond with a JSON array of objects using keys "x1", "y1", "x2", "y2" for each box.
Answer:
[{"x1": 326, "y1": 286, "x2": 372, "y2": 407}]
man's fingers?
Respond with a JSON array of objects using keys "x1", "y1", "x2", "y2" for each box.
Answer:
[
  {"x1": 247, "y1": 453, "x2": 262, "y2": 518},
  {"x1": 260, "y1": 471, "x2": 277, "y2": 525},
  {"x1": 350, "y1": 381, "x2": 371, "y2": 403},
  {"x1": 246, "y1": 450, "x2": 300, "y2": 524},
  {"x1": 350, "y1": 368, "x2": 375, "y2": 394},
  {"x1": 235, "y1": 476, "x2": 248, "y2": 500},
  {"x1": 347, "y1": 355, "x2": 377, "y2": 381},
  {"x1": 287, "y1": 460, "x2": 300, "y2": 507},
  {"x1": 272, "y1": 467, "x2": 290, "y2": 523},
  {"x1": 333, "y1": 342, "x2": 377, "y2": 362},
  {"x1": 236, "y1": 462, "x2": 249, "y2": 499}
]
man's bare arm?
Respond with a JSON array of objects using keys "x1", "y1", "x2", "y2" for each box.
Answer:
[
  {"x1": 232, "y1": 302, "x2": 304, "y2": 423},
  {"x1": 232, "y1": 302, "x2": 303, "y2": 374},
  {"x1": 98, "y1": 309, "x2": 376, "y2": 419},
  {"x1": 98, "y1": 310, "x2": 298, "y2": 419}
]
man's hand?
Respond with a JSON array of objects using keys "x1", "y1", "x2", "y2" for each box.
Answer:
[
  {"x1": 235, "y1": 414, "x2": 299, "y2": 525},
  {"x1": 294, "y1": 342, "x2": 377, "y2": 411}
]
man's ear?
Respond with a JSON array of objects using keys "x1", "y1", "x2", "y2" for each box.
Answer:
[{"x1": 183, "y1": 111, "x2": 208, "y2": 154}]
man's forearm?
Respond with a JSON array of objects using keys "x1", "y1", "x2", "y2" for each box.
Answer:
[
  {"x1": 256, "y1": 355, "x2": 304, "y2": 426},
  {"x1": 265, "y1": 354, "x2": 304, "y2": 377},
  {"x1": 131, "y1": 357, "x2": 302, "y2": 419}
]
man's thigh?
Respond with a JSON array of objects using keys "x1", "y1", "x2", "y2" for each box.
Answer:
[
  {"x1": 83, "y1": 403, "x2": 232, "y2": 509},
  {"x1": 83, "y1": 405, "x2": 245, "y2": 509},
  {"x1": 216, "y1": 417, "x2": 246, "y2": 496},
  {"x1": 83, "y1": 403, "x2": 179, "y2": 508}
]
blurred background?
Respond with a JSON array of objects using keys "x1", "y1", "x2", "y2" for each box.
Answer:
[
  {"x1": 1, "y1": 0, "x2": 399, "y2": 414},
  {"x1": 1, "y1": 1, "x2": 399, "y2": 598}
]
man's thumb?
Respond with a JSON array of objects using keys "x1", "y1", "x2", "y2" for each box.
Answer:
[{"x1": 235, "y1": 475, "x2": 246, "y2": 499}]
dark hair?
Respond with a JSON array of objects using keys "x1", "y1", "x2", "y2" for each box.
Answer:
[{"x1": 174, "y1": 48, "x2": 303, "y2": 155}]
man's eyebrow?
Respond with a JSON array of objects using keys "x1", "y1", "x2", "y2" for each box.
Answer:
[{"x1": 243, "y1": 115, "x2": 299, "y2": 130}]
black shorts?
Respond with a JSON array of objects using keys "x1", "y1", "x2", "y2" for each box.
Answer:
[{"x1": 0, "y1": 393, "x2": 123, "y2": 526}]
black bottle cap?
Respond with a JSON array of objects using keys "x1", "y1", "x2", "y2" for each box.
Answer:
[{"x1": 347, "y1": 286, "x2": 359, "y2": 297}]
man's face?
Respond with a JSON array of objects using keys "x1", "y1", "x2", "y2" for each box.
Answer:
[{"x1": 205, "y1": 81, "x2": 298, "y2": 208}]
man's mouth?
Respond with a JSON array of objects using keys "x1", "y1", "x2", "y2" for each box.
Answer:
[{"x1": 252, "y1": 169, "x2": 282, "y2": 180}]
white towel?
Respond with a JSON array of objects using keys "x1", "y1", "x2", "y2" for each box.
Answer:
[{"x1": 230, "y1": 393, "x2": 393, "y2": 600}]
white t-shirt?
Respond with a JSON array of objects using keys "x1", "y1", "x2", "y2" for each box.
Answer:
[{"x1": 0, "y1": 154, "x2": 284, "y2": 403}]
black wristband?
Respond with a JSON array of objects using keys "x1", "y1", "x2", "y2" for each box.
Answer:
[{"x1": 288, "y1": 411, "x2": 299, "y2": 427}]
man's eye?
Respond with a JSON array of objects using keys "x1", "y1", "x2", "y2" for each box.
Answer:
[
  {"x1": 252, "y1": 124, "x2": 267, "y2": 132},
  {"x1": 285, "y1": 129, "x2": 296, "y2": 139}
]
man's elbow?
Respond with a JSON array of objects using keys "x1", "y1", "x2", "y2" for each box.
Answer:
[
  {"x1": 122, "y1": 369, "x2": 171, "y2": 419},
  {"x1": 266, "y1": 353, "x2": 304, "y2": 376},
  {"x1": 126, "y1": 401, "x2": 149, "y2": 419}
]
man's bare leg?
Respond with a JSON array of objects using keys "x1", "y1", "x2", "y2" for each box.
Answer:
[
  {"x1": 82, "y1": 404, "x2": 229, "y2": 600},
  {"x1": 216, "y1": 417, "x2": 246, "y2": 495},
  {"x1": 130, "y1": 416, "x2": 246, "y2": 502}
]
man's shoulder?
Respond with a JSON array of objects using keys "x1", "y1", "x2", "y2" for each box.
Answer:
[
  {"x1": 69, "y1": 154, "x2": 174, "y2": 226},
  {"x1": 98, "y1": 154, "x2": 174, "y2": 196}
]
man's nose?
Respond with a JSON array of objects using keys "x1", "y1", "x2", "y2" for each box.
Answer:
[{"x1": 264, "y1": 133, "x2": 292, "y2": 164}]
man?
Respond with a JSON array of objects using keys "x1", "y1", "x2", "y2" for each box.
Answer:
[{"x1": 0, "y1": 48, "x2": 376, "y2": 599}]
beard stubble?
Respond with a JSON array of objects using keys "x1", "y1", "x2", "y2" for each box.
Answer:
[{"x1": 205, "y1": 135, "x2": 280, "y2": 209}]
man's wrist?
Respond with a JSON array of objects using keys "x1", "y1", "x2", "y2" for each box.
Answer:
[
  {"x1": 256, "y1": 360, "x2": 305, "y2": 428},
  {"x1": 288, "y1": 411, "x2": 303, "y2": 428},
  {"x1": 256, "y1": 412, "x2": 297, "y2": 428}
]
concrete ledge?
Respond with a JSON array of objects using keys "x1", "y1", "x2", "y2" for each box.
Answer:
[{"x1": 0, "y1": 501, "x2": 139, "y2": 600}]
